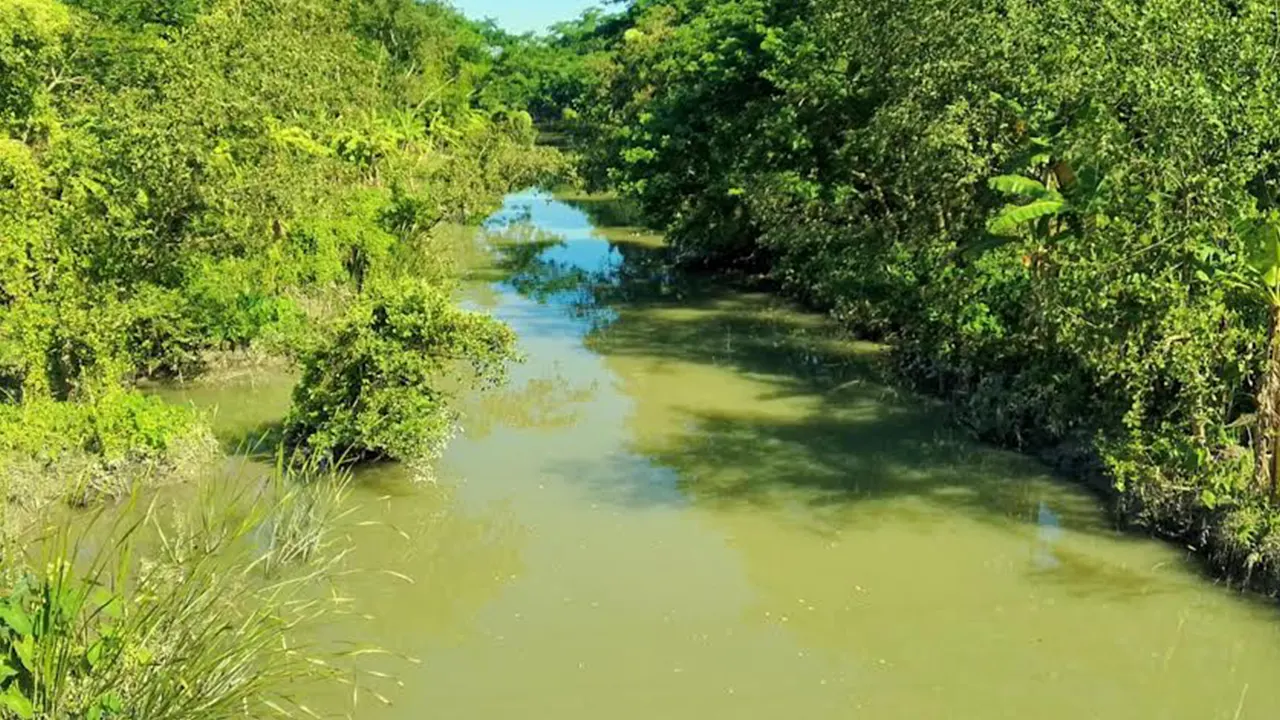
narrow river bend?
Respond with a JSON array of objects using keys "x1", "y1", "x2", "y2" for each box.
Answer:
[{"x1": 168, "y1": 190, "x2": 1280, "y2": 719}]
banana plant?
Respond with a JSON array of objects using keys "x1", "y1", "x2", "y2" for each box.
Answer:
[
  {"x1": 980, "y1": 93, "x2": 1115, "y2": 258},
  {"x1": 977, "y1": 166, "x2": 1109, "y2": 277},
  {"x1": 986, "y1": 174, "x2": 1069, "y2": 239},
  {"x1": 1232, "y1": 211, "x2": 1280, "y2": 496},
  {"x1": 987, "y1": 164, "x2": 1112, "y2": 237}
]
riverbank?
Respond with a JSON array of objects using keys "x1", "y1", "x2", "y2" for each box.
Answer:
[{"x1": 0, "y1": 0, "x2": 561, "y2": 714}]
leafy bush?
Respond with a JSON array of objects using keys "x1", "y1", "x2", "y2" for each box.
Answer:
[
  {"x1": 284, "y1": 279, "x2": 517, "y2": 465},
  {"x1": 0, "y1": 0, "x2": 70, "y2": 133}
]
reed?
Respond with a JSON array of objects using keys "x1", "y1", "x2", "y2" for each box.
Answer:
[{"x1": 0, "y1": 458, "x2": 359, "y2": 719}]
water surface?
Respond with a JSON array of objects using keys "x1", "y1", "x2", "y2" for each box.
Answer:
[{"x1": 168, "y1": 190, "x2": 1280, "y2": 719}]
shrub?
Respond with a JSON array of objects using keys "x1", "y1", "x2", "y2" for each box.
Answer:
[
  {"x1": 0, "y1": 391, "x2": 214, "y2": 514},
  {"x1": 284, "y1": 278, "x2": 517, "y2": 465}
]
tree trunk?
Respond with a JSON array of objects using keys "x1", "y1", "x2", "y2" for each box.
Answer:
[{"x1": 1256, "y1": 304, "x2": 1280, "y2": 498}]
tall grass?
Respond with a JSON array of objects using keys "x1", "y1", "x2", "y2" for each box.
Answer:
[{"x1": 0, "y1": 457, "x2": 362, "y2": 719}]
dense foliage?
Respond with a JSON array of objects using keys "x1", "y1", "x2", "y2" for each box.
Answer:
[
  {"x1": 548, "y1": 0, "x2": 1280, "y2": 590},
  {"x1": 285, "y1": 279, "x2": 516, "y2": 466},
  {"x1": 474, "y1": 10, "x2": 621, "y2": 123},
  {"x1": 0, "y1": 0, "x2": 552, "y2": 503}
]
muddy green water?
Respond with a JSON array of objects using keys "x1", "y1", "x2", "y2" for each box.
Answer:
[{"x1": 165, "y1": 190, "x2": 1280, "y2": 719}]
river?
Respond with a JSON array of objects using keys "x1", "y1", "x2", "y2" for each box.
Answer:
[{"x1": 164, "y1": 190, "x2": 1280, "y2": 719}]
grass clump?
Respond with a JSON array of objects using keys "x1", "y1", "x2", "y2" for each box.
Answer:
[
  {"x1": 0, "y1": 461, "x2": 363, "y2": 720},
  {"x1": 0, "y1": 393, "x2": 216, "y2": 523}
]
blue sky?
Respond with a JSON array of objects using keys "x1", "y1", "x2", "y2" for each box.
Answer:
[{"x1": 451, "y1": 0, "x2": 604, "y2": 34}]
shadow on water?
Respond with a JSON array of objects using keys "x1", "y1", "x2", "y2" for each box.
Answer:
[
  {"x1": 592, "y1": 294, "x2": 1112, "y2": 536},
  {"x1": 214, "y1": 417, "x2": 286, "y2": 460},
  {"x1": 557, "y1": 191, "x2": 650, "y2": 229},
  {"x1": 481, "y1": 195, "x2": 1120, "y2": 546}
]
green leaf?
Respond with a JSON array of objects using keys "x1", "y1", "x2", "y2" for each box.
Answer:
[
  {"x1": 76, "y1": 176, "x2": 108, "y2": 200},
  {"x1": 1200, "y1": 489, "x2": 1218, "y2": 509},
  {"x1": 988, "y1": 175, "x2": 1055, "y2": 200},
  {"x1": 90, "y1": 588, "x2": 122, "y2": 621},
  {"x1": 0, "y1": 605, "x2": 32, "y2": 637},
  {"x1": 1244, "y1": 218, "x2": 1280, "y2": 282},
  {"x1": 0, "y1": 686, "x2": 33, "y2": 719},
  {"x1": 89, "y1": 692, "x2": 122, "y2": 719},
  {"x1": 987, "y1": 200, "x2": 1067, "y2": 236},
  {"x1": 13, "y1": 635, "x2": 34, "y2": 673}
]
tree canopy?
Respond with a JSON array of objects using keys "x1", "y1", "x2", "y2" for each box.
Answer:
[
  {"x1": 0, "y1": 0, "x2": 555, "y2": 505},
  {"x1": 538, "y1": 0, "x2": 1280, "y2": 591}
]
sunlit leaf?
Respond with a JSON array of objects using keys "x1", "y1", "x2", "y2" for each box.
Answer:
[
  {"x1": 0, "y1": 686, "x2": 33, "y2": 719},
  {"x1": 987, "y1": 199, "x2": 1067, "y2": 236},
  {"x1": 988, "y1": 175, "x2": 1056, "y2": 200},
  {"x1": 0, "y1": 605, "x2": 32, "y2": 637},
  {"x1": 14, "y1": 635, "x2": 35, "y2": 673}
]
